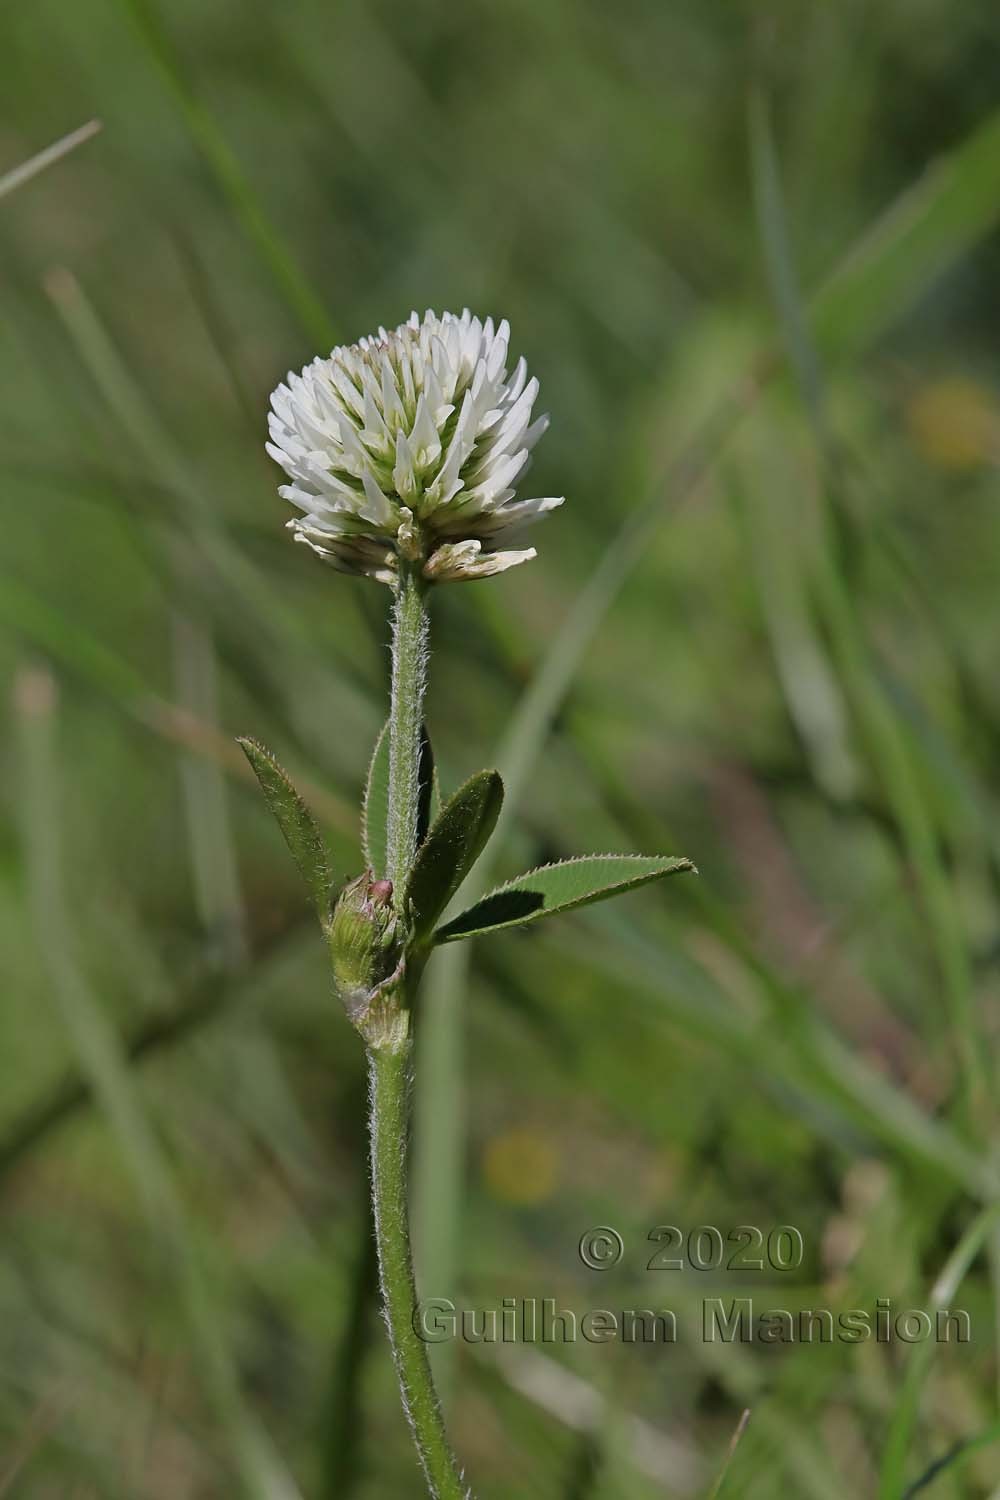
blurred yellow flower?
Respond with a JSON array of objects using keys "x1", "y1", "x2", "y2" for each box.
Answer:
[
  {"x1": 482, "y1": 1127, "x2": 558, "y2": 1206},
  {"x1": 906, "y1": 377, "x2": 998, "y2": 471}
]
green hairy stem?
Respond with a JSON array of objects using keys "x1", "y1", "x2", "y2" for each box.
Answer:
[
  {"x1": 386, "y1": 562, "x2": 429, "y2": 899},
  {"x1": 368, "y1": 1046, "x2": 468, "y2": 1499},
  {"x1": 370, "y1": 560, "x2": 469, "y2": 1498}
]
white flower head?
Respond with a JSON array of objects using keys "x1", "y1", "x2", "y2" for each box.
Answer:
[{"x1": 267, "y1": 309, "x2": 563, "y2": 584}]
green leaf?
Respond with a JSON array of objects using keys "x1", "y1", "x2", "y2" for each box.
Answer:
[
  {"x1": 434, "y1": 854, "x2": 694, "y2": 944},
  {"x1": 362, "y1": 720, "x2": 436, "y2": 879},
  {"x1": 237, "y1": 737, "x2": 332, "y2": 921},
  {"x1": 116, "y1": 0, "x2": 335, "y2": 348},
  {"x1": 405, "y1": 771, "x2": 504, "y2": 944}
]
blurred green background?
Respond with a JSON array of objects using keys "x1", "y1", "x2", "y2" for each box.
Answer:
[{"x1": 3, "y1": 0, "x2": 1000, "y2": 1495}]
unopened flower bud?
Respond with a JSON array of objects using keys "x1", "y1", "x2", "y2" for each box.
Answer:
[{"x1": 328, "y1": 872, "x2": 406, "y2": 1047}]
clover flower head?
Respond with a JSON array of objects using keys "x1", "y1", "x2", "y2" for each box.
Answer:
[{"x1": 267, "y1": 309, "x2": 563, "y2": 584}]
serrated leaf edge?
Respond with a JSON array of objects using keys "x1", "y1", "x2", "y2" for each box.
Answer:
[
  {"x1": 237, "y1": 735, "x2": 332, "y2": 920},
  {"x1": 433, "y1": 852, "x2": 696, "y2": 943}
]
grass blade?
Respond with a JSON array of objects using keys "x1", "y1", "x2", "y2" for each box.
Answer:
[
  {"x1": 0, "y1": 917, "x2": 313, "y2": 1183},
  {"x1": 41, "y1": 268, "x2": 350, "y2": 673},
  {"x1": 0, "y1": 120, "x2": 101, "y2": 199},
  {"x1": 748, "y1": 82, "x2": 985, "y2": 1114},
  {"x1": 173, "y1": 610, "x2": 248, "y2": 967},
  {"x1": 879, "y1": 1203, "x2": 1000, "y2": 1499},
  {"x1": 0, "y1": 575, "x2": 355, "y2": 837},
  {"x1": 705, "y1": 1409, "x2": 751, "y2": 1500},
  {"x1": 902, "y1": 1420, "x2": 1000, "y2": 1498},
  {"x1": 14, "y1": 663, "x2": 302, "y2": 1500},
  {"x1": 114, "y1": 0, "x2": 335, "y2": 347},
  {"x1": 812, "y1": 105, "x2": 1000, "y2": 358}
]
